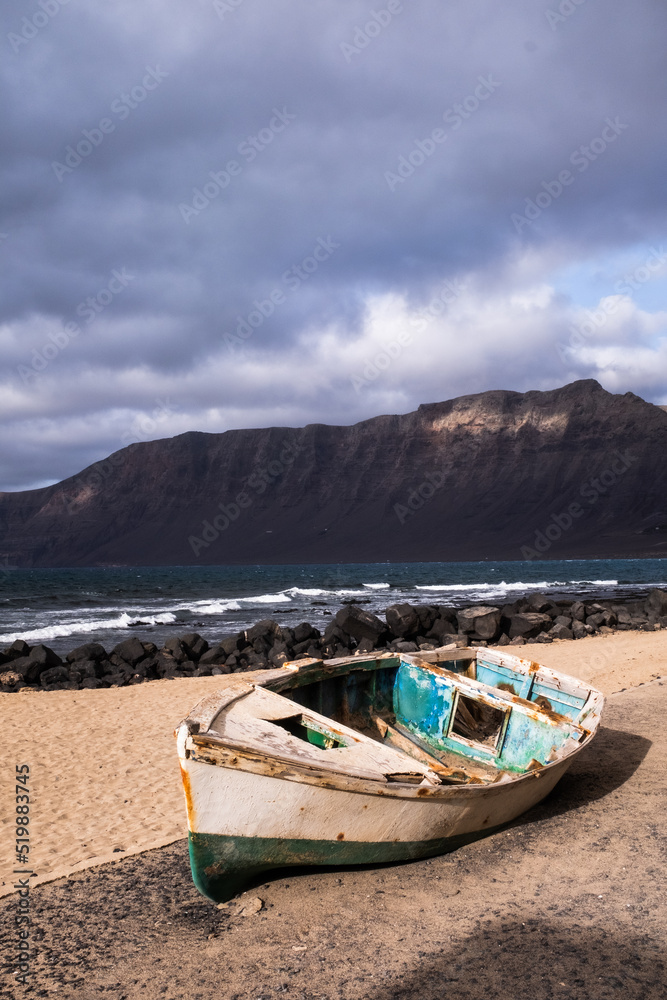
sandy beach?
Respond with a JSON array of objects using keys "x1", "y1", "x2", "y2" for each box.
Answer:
[{"x1": 1, "y1": 631, "x2": 665, "y2": 998}]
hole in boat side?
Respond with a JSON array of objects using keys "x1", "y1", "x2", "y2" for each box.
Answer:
[{"x1": 448, "y1": 693, "x2": 509, "y2": 753}]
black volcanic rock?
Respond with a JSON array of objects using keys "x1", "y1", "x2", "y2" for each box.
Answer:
[
  {"x1": 12, "y1": 645, "x2": 61, "y2": 683},
  {"x1": 2, "y1": 380, "x2": 667, "y2": 566},
  {"x1": 428, "y1": 618, "x2": 457, "y2": 642},
  {"x1": 199, "y1": 644, "x2": 228, "y2": 665},
  {"x1": 646, "y1": 588, "x2": 667, "y2": 618},
  {"x1": 293, "y1": 622, "x2": 319, "y2": 644},
  {"x1": 3, "y1": 640, "x2": 30, "y2": 661},
  {"x1": 245, "y1": 620, "x2": 281, "y2": 645},
  {"x1": 113, "y1": 637, "x2": 147, "y2": 666},
  {"x1": 508, "y1": 613, "x2": 552, "y2": 639},
  {"x1": 335, "y1": 605, "x2": 385, "y2": 642},
  {"x1": 66, "y1": 642, "x2": 107, "y2": 663},
  {"x1": 180, "y1": 633, "x2": 208, "y2": 659},
  {"x1": 456, "y1": 606, "x2": 501, "y2": 641},
  {"x1": 40, "y1": 665, "x2": 70, "y2": 687},
  {"x1": 386, "y1": 603, "x2": 420, "y2": 638}
]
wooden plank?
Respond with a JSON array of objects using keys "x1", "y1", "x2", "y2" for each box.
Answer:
[
  {"x1": 177, "y1": 683, "x2": 255, "y2": 734},
  {"x1": 391, "y1": 721, "x2": 500, "y2": 782},
  {"x1": 271, "y1": 653, "x2": 400, "y2": 691},
  {"x1": 194, "y1": 686, "x2": 443, "y2": 784},
  {"x1": 376, "y1": 718, "x2": 480, "y2": 785},
  {"x1": 190, "y1": 732, "x2": 393, "y2": 784}
]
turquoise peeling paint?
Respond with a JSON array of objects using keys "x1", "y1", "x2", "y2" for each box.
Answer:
[
  {"x1": 188, "y1": 827, "x2": 504, "y2": 903},
  {"x1": 529, "y1": 680, "x2": 586, "y2": 720},
  {"x1": 474, "y1": 657, "x2": 585, "y2": 719},
  {"x1": 393, "y1": 661, "x2": 577, "y2": 771},
  {"x1": 476, "y1": 658, "x2": 534, "y2": 699}
]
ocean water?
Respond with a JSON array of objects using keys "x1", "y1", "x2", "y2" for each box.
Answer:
[{"x1": 1, "y1": 560, "x2": 666, "y2": 656}]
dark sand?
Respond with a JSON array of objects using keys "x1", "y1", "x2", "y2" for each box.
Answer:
[{"x1": 2, "y1": 678, "x2": 665, "y2": 999}]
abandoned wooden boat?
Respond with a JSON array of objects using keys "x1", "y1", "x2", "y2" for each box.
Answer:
[{"x1": 175, "y1": 646, "x2": 603, "y2": 902}]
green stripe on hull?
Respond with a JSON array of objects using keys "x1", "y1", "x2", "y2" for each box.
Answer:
[{"x1": 188, "y1": 828, "x2": 498, "y2": 903}]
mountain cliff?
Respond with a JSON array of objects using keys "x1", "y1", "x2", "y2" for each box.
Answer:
[{"x1": 2, "y1": 380, "x2": 667, "y2": 566}]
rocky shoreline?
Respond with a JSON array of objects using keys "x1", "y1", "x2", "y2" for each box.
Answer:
[{"x1": 3, "y1": 588, "x2": 667, "y2": 693}]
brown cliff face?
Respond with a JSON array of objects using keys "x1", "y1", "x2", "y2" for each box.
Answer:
[{"x1": 2, "y1": 379, "x2": 667, "y2": 567}]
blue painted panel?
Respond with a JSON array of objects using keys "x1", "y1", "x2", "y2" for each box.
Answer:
[
  {"x1": 497, "y1": 711, "x2": 564, "y2": 770},
  {"x1": 394, "y1": 660, "x2": 576, "y2": 772},
  {"x1": 394, "y1": 661, "x2": 454, "y2": 743},
  {"x1": 529, "y1": 682, "x2": 585, "y2": 720},
  {"x1": 476, "y1": 659, "x2": 532, "y2": 699}
]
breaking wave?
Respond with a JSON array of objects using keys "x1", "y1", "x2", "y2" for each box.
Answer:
[{"x1": 0, "y1": 611, "x2": 177, "y2": 645}]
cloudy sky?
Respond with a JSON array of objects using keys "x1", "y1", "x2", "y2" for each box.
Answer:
[{"x1": 1, "y1": 0, "x2": 666, "y2": 491}]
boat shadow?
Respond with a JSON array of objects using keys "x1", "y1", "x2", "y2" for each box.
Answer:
[
  {"x1": 513, "y1": 723, "x2": 651, "y2": 826},
  {"x1": 241, "y1": 724, "x2": 650, "y2": 895},
  {"x1": 364, "y1": 918, "x2": 663, "y2": 1000}
]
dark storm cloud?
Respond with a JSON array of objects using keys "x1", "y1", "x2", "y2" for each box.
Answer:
[{"x1": 1, "y1": 0, "x2": 667, "y2": 489}]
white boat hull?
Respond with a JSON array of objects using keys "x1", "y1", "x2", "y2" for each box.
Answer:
[{"x1": 175, "y1": 651, "x2": 603, "y2": 901}]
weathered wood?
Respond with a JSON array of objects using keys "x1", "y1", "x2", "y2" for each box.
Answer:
[
  {"x1": 378, "y1": 718, "x2": 481, "y2": 785},
  {"x1": 176, "y1": 644, "x2": 604, "y2": 903},
  {"x1": 176, "y1": 682, "x2": 254, "y2": 734},
  {"x1": 197, "y1": 685, "x2": 442, "y2": 785}
]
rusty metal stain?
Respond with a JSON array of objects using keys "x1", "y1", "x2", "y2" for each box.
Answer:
[
  {"x1": 179, "y1": 762, "x2": 196, "y2": 827},
  {"x1": 497, "y1": 682, "x2": 518, "y2": 696}
]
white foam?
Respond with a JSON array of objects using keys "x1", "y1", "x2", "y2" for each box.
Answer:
[
  {"x1": 415, "y1": 580, "x2": 562, "y2": 593},
  {"x1": 194, "y1": 600, "x2": 242, "y2": 614},
  {"x1": 246, "y1": 593, "x2": 291, "y2": 604},
  {"x1": 363, "y1": 583, "x2": 390, "y2": 589},
  {"x1": 284, "y1": 587, "x2": 329, "y2": 597},
  {"x1": 0, "y1": 611, "x2": 177, "y2": 644},
  {"x1": 191, "y1": 593, "x2": 292, "y2": 612}
]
